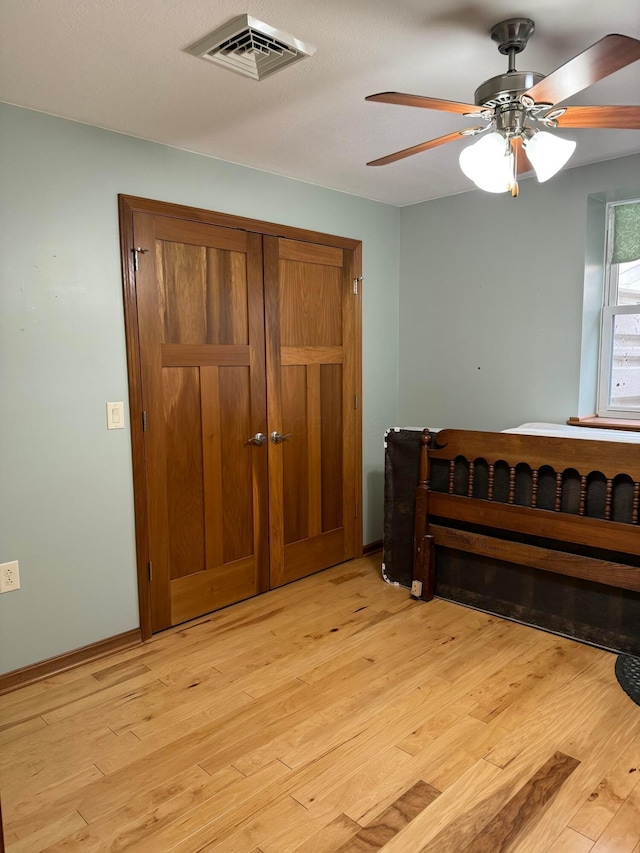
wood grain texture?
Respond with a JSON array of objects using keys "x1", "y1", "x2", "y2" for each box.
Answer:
[
  {"x1": 280, "y1": 346, "x2": 343, "y2": 365},
  {"x1": 524, "y1": 34, "x2": 640, "y2": 107},
  {"x1": 590, "y1": 782, "x2": 640, "y2": 852},
  {"x1": 206, "y1": 248, "x2": 248, "y2": 345},
  {"x1": 201, "y1": 367, "x2": 224, "y2": 570},
  {"x1": 279, "y1": 239, "x2": 344, "y2": 267},
  {"x1": 161, "y1": 344, "x2": 251, "y2": 366},
  {"x1": 158, "y1": 241, "x2": 207, "y2": 344},
  {"x1": 321, "y1": 364, "x2": 343, "y2": 533},
  {"x1": 352, "y1": 241, "x2": 363, "y2": 559},
  {"x1": 133, "y1": 213, "x2": 270, "y2": 628},
  {"x1": 0, "y1": 630, "x2": 142, "y2": 697},
  {"x1": 220, "y1": 366, "x2": 254, "y2": 563},
  {"x1": 120, "y1": 195, "x2": 360, "y2": 251},
  {"x1": 457, "y1": 752, "x2": 580, "y2": 853},
  {"x1": 430, "y1": 525, "x2": 640, "y2": 593},
  {"x1": 336, "y1": 780, "x2": 440, "y2": 851},
  {"x1": 133, "y1": 211, "x2": 172, "y2": 631},
  {"x1": 153, "y1": 216, "x2": 247, "y2": 252},
  {"x1": 121, "y1": 198, "x2": 360, "y2": 631},
  {"x1": 365, "y1": 92, "x2": 480, "y2": 113},
  {"x1": 118, "y1": 198, "x2": 152, "y2": 639},
  {"x1": 556, "y1": 105, "x2": 640, "y2": 129},
  {"x1": 545, "y1": 827, "x2": 595, "y2": 852},
  {"x1": 279, "y1": 260, "x2": 342, "y2": 347},
  {"x1": 1, "y1": 558, "x2": 640, "y2": 852},
  {"x1": 282, "y1": 365, "x2": 309, "y2": 546},
  {"x1": 431, "y1": 429, "x2": 640, "y2": 482},
  {"x1": 307, "y1": 363, "x2": 323, "y2": 538},
  {"x1": 283, "y1": 529, "x2": 345, "y2": 583},
  {"x1": 340, "y1": 249, "x2": 357, "y2": 561},
  {"x1": 268, "y1": 235, "x2": 360, "y2": 586},
  {"x1": 263, "y1": 236, "x2": 286, "y2": 587},
  {"x1": 246, "y1": 231, "x2": 270, "y2": 596},
  {"x1": 367, "y1": 131, "x2": 466, "y2": 166},
  {"x1": 568, "y1": 731, "x2": 640, "y2": 840},
  {"x1": 170, "y1": 556, "x2": 256, "y2": 625},
  {"x1": 163, "y1": 367, "x2": 205, "y2": 580},
  {"x1": 428, "y1": 491, "x2": 640, "y2": 557}
]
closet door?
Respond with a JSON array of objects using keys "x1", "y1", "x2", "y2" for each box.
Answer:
[
  {"x1": 133, "y1": 213, "x2": 269, "y2": 631},
  {"x1": 264, "y1": 237, "x2": 358, "y2": 586}
]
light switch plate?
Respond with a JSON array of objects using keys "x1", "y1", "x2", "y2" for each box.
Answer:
[{"x1": 107, "y1": 402, "x2": 125, "y2": 430}]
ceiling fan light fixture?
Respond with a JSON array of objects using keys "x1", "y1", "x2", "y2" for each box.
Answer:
[
  {"x1": 523, "y1": 131, "x2": 576, "y2": 182},
  {"x1": 459, "y1": 132, "x2": 514, "y2": 193}
]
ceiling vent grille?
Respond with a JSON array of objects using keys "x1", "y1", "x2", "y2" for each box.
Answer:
[{"x1": 188, "y1": 15, "x2": 316, "y2": 81}]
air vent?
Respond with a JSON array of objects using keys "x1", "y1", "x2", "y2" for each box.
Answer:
[{"x1": 188, "y1": 15, "x2": 316, "y2": 81}]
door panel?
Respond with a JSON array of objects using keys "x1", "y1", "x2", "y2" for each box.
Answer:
[
  {"x1": 282, "y1": 365, "x2": 309, "y2": 545},
  {"x1": 163, "y1": 366, "x2": 205, "y2": 579},
  {"x1": 265, "y1": 237, "x2": 357, "y2": 587},
  {"x1": 219, "y1": 366, "x2": 254, "y2": 563},
  {"x1": 320, "y1": 363, "x2": 344, "y2": 533},
  {"x1": 134, "y1": 213, "x2": 268, "y2": 631}
]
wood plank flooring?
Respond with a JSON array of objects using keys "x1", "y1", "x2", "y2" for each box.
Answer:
[{"x1": 1, "y1": 555, "x2": 639, "y2": 852}]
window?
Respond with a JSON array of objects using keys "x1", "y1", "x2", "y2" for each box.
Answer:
[{"x1": 597, "y1": 200, "x2": 640, "y2": 418}]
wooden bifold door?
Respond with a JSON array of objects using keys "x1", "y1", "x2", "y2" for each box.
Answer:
[{"x1": 120, "y1": 197, "x2": 362, "y2": 636}]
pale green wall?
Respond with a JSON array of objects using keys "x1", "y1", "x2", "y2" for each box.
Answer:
[
  {"x1": 398, "y1": 153, "x2": 640, "y2": 431},
  {"x1": 4, "y1": 101, "x2": 635, "y2": 676},
  {"x1": 0, "y1": 103, "x2": 400, "y2": 674}
]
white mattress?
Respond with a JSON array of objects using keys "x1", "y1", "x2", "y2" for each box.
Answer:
[{"x1": 504, "y1": 422, "x2": 640, "y2": 443}]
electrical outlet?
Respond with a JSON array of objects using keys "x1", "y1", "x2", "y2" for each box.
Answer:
[{"x1": 0, "y1": 561, "x2": 20, "y2": 593}]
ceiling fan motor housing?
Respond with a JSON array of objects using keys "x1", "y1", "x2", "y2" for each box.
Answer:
[
  {"x1": 476, "y1": 18, "x2": 544, "y2": 134},
  {"x1": 490, "y1": 18, "x2": 535, "y2": 55},
  {"x1": 474, "y1": 71, "x2": 544, "y2": 109}
]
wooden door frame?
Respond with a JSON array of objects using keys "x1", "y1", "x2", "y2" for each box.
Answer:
[{"x1": 118, "y1": 195, "x2": 363, "y2": 640}]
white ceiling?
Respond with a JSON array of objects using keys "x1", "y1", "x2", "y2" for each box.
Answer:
[{"x1": 1, "y1": 0, "x2": 639, "y2": 206}]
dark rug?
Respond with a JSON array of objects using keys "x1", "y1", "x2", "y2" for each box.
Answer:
[{"x1": 615, "y1": 655, "x2": 640, "y2": 706}]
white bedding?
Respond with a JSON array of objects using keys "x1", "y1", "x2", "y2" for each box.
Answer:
[{"x1": 504, "y1": 421, "x2": 640, "y2": 443}]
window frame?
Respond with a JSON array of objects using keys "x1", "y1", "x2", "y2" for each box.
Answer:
[{"x1": 596, "y1": 198, "x2": 640, "y2": 420}]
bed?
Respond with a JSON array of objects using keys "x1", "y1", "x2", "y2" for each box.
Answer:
[{"x1": 411, "y1": 426, "x2": 640, "y2": 655}]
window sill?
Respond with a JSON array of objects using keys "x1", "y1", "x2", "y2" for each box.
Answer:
[{"x1": 567, "y1": 416, "x2": 640, "y2": 432}]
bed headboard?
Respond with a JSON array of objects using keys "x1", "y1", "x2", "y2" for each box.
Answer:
[{"x1": 413, "y1": 428, "x2": 640, "y2": 602}]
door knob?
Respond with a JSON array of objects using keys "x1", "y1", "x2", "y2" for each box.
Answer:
[
  {"x1": 270, "y1": 431, "x2": 292, "y2": 444},
  {"x1": 247, "y1": 432, "x2": 266, "y2": 446}
]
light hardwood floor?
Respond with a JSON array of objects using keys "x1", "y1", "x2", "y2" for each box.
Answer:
[{"x1": 1, "y1": 555, "x2": 640, "y2": 852}]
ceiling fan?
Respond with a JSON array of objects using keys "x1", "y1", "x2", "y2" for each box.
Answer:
[{"x1": 366, "y1": 19, "x2": 640, "y2": 196}]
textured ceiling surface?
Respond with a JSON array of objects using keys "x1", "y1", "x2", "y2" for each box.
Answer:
[{"x1": 1, "y1": 0, "x2": 639, "y2": 205}]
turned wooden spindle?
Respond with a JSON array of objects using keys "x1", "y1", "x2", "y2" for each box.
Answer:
[
  {"x1": 508, "y1": 466, "x2": 516, "y2": 505},
  {"x1": 579, "y1": 475, "x2": 587, "y2": 517},
  {"x1": 488, "y1": 463, "x2": 495, "y2": 502},
  {"x1": 633, "y1": 482, "x2": 640, "y2": 525},
  {"x1": 605, "y1": 478, "x2": 613, "y2": 521},
  {"x1": 448, "y1": 460, "x2": 456, "y2": 494},
  {"x1": 554, "y1": 472, "x2": 563, "y2": 512},
  {"x1": 531, "y1": 469, "x2": 539, "y2": 508},
  {"x1": 467, "y1": 461, "x2": 475, "y2": 498},
  {"x1": 413, "y1": 430, "x2": 436, "y2": 601}
]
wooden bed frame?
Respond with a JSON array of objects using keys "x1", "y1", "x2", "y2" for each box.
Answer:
[{"x1": 412, "y1": 429, "x2": 640, "y2": 622}]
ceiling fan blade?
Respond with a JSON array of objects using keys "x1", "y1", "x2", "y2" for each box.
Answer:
[
  {"x1": 523, "y1": 34, "x2": 640, "y2": 106},
  {"x1": 366, "y1": 92, "x2": 480, "y2": 115},
  {"x1": 553, "y1": 105, "x2": 640, "y2": 129},
  {"x1": 367, "y1": 130, "x2": 469, "y2": 166},
  {"x1": 511, "y1": 137, "x2": 534, "y2": 178}
]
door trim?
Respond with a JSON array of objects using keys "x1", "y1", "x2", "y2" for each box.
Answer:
[{"x1": 118, "y1": 195, "x2": 362, "y2": 640}]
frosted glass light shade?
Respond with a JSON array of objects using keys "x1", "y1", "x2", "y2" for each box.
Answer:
[
  {"x1": 523, "y1": 131, "x2": 576, "y2": 182},
  {"x1": 459, "y1": 132, "x2": 514, "y2": 193}
]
